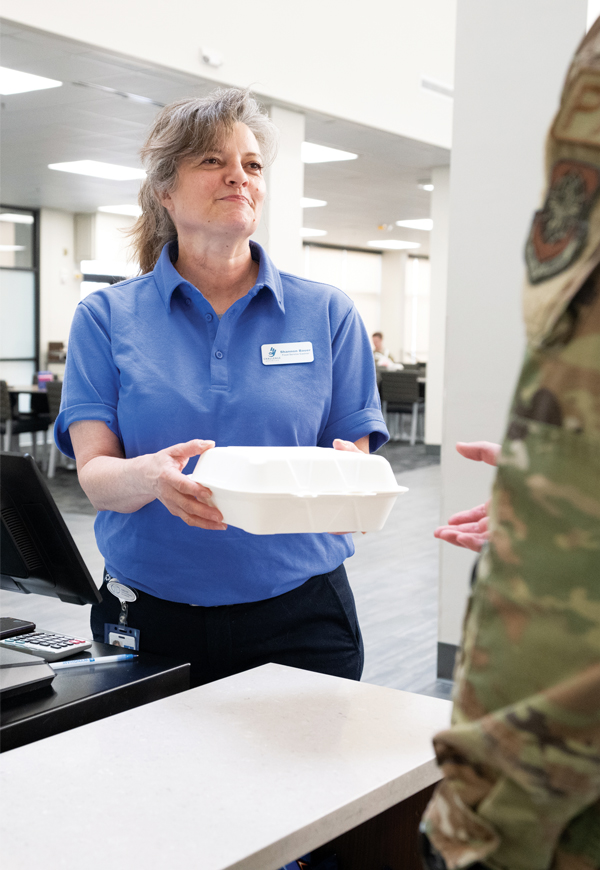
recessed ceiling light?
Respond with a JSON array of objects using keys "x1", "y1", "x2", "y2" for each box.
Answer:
[
  {"x1": 0, "y1": 66, "x2": 62, "y2": 95},
  {"x1": 0, "y1": 245, "x2": 26, "y2": 252},
  {"x1": 0, "y1": 213, "x2": 34, "y2": 224},
  {"x1": 98, "y1": 205, "x2": 142, "y2": 217},
  {"x1": 301, "y1": 143, "x2": 358, "y2": 163},
  {"x1": 301, "y1": 228, "x2": 328, "y2": 237},
  {"x1": 301, "y1": 197, "x2": 327, "y2": 208},
  {"x1": 418, "y1": 181, "x2": 434, "y2": 192},
  {"x1": 48, "y1": 161, "x2": 146, "y2": 181},
  {"x1": 367, "y1": 240, "x2": 421, "y2": 250},
  {"x1": 395, "y1": 219, "x2": 433, "y2": 231}
]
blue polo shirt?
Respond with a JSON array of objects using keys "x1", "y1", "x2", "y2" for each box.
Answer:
[{"x1": 55, "y1": 241, "x2": 388, "y2": 605}]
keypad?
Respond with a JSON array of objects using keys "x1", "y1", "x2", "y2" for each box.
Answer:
[{"x1": 0, "y1": 630, "x2": 92, "y2": 661}]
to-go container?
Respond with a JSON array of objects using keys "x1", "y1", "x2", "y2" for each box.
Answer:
[{"x1": 191, "y1": 446, "x2": 408, "y2": 535}]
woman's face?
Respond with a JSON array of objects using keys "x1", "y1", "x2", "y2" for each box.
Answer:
[{"x1": 160, "y1": 122, "x2": 266, "y2": 244}]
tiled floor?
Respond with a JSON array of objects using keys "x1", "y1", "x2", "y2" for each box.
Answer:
[{"x1": 1, "y1": 444, "x2": 452, "y2": 700}]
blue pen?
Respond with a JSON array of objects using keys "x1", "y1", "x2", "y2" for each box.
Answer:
[{"x1": 51, "y1": 654, "x2": 138, "y2": 670}]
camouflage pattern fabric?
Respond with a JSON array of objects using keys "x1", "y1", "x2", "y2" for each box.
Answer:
[{"x1": 421, "y1": 19, "x2": 600, "y2": 870}]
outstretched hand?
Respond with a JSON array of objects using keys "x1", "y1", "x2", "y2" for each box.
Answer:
[
  {"x1": 455, "y1": 441, "x2": 501, "y2": 466},
  {"x1": 434, "y1": 441, "x2": 500, "y2": 553}
]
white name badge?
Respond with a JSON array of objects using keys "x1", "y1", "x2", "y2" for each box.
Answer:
[{"x1": 261, "y1": 342, "x2": 314, "y2": 365}]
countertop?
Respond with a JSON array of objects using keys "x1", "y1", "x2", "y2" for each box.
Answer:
[{"x1": 0, "y1": 663, "x2": 451, "y2": 870}]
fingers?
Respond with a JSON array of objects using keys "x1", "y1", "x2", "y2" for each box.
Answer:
[
  {"x1": 434, "y1": 526, "x2": 487, "y2": 553},
  {"x1": 456, "y1": 441, "x2": 501, "y2": 466},
  {"x1": 446, "y1": 503, "x2": 488, "y2": 526},
  {"x1": 166, "y1": 439, "x2": 216, "y2": 469},
  {"x1": 333, "y1": 438, "x2": 361, "y2": 453},
  {"x1": 454, "y1": 532, "x2": 486, "y2": 552},
  {"x1": 159, "y1": 489, "x2": 227, "y2": 530},
  {"x1": 149, "y1": 441, "x2": 226, "y2": 529}
]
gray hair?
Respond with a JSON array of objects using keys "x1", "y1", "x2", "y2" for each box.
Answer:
[{"x1": 130, "y1": 88, "x2": 278, "y2": 273}]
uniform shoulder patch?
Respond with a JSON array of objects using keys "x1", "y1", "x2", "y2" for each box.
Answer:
[
  {"x1": 525, "y1": 160, "x2": 600, "y2": 285},
  {"x1": 552, "y1": 68, "x2": 600, "y2": 148}
]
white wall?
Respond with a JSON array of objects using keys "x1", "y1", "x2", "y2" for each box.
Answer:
[
  {"x1": 2, "y1": 0, "x2": 456, "y2": 149},
  {"x1": 80, "y1": 211, "x2": 138, "y2": 276},
  {"x1": 425, "y1": 165, "x2": 449, "y2": 447},
  {"x1": 438, "y1": 0, "x2": 588, "y2": 650},
  {"x1": 39, "y1": 209, "x2": 80, "y2": 367}
]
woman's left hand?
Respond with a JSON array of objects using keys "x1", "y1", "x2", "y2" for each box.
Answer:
[
  {"x1": 333, "y1": 437, "x2": 369, "y2": 455},
  {"x1": 330, "y1": 437, "x2": 370, "y2": 534}
]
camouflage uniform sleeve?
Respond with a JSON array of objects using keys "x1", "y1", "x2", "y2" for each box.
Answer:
[{"x1": 422, "y1": 20, "x2": 600, "y2": 870}]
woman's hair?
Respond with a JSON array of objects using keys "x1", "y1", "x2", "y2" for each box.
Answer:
[{"x1": 130, "y1": 88, "x2": 279, "y2": 274}]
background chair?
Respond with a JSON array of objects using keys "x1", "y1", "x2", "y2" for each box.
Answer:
[
  {"x1": 0, "y1": 380, "x2": 51, "y2": 459},
  {"x1": 45, "y1": 380, "x2": 63, "y2": 478},
  {"x1": 379, "y1": 370, "x2": 425, "y2": 445}
]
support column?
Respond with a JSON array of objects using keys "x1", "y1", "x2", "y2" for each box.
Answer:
[
  {"x1": 379, "y1": 251, "x2": 406, "y2": 361},
  {"x1": 437, "y1": 0, "x2": 587, "y2": 677},
  {"x1": 424, "y1": 165, "x2": 450, "y2": 453},
  {"x1": 252, "y1": 105, "x2": 304, "y2": 276}
]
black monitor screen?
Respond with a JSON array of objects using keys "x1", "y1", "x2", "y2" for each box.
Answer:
[{"x1": 1, "y1": 452, "x2": 102, "y2": 606}]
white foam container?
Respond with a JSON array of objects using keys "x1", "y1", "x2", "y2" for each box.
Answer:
[{"x1": 191, "y1": 446, "x2": 408, "y2": 535}]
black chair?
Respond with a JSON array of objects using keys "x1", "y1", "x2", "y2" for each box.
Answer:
[
  {"x1": 45, "y1": 380, "x2": 63, "y2": 478},
  {"x1": 379, "y1": 370, "x2": 425, "y2": 445},
  {"x1": 0, "y1": 380, "x2": 51, "y2": 458}
]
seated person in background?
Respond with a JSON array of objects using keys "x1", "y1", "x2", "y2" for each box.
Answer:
[{"x1": 372, "y1": 332, "x2": 403, "y2": 382}]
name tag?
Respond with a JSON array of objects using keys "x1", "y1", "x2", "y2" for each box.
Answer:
[{"x1": 261, "y1": 342, "x2": 314, "y2": 365}]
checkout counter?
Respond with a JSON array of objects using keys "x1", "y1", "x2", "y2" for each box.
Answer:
[
  {"x1": 0, "y1": 452, "x2": 451, "y2": 868},
  {"x1": 1, "y1": 662, "x2": 451, "y2": 870}
]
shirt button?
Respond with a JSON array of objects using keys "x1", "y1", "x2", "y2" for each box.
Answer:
[
  {"x1": 215, "y1": 350, "x2": 223, "y2": 359},
  {"x1": 185, "y1": 298, "x2": 191, "y2": 307},
  {"x1": 205, "y1": 313, "x2": 213, "y2": 322}
]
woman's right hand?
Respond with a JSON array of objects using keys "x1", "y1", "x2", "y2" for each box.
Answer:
[
  {"x1": 144, "y1": 439, "x2": 227, "y2": 530},
  {"x1": 70, "y1": 421, "x2": 227, "y2": 530}
]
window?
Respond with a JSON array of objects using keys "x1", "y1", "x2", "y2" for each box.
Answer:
[
  {"x1": 303, "y1": 244, "x2": 382, "y2": 337},
  {"x1": 0, "y1": 206, "x2": 39, "y2": 393},
  {"x1": 403, "y1": 255, "x2": 430, "y2": 363}
]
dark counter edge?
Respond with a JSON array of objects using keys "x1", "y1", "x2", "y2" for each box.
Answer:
[{"x1": 1, "y1": 661, "x2": 190, "y2": 752}]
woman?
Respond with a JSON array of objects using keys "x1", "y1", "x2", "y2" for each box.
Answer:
[{"x1": 55, "y1": 88, "x2": 388, "y2": 687}]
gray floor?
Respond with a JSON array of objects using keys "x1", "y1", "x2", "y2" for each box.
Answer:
[{"x1": 1, "y1": 444, "x2": 452, "y2": 700}]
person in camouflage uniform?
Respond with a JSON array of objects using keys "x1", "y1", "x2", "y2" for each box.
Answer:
[{"x1": 420, "y1": 18, "x2": 600, "y2": 870}]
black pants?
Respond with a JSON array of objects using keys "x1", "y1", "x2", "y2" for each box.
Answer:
[{"x1": 91, "y1": 564, "x2": 364, "y2": 688}]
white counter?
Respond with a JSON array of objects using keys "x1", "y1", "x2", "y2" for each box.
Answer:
[{"x1": 0, "y1": 663, "x2": 451, "y2": 870}]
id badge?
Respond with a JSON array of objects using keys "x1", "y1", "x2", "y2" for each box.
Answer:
[{"x1": 104, "y1": 623, "x2": 140, "y2": 650}]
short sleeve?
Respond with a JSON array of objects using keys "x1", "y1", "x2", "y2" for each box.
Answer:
[
  {"x1": 54, "y1": 298, "x2": 122, "y2": 458},
  {"x1": 318, "y1": 304, "x2": 389, "y2": 452}
]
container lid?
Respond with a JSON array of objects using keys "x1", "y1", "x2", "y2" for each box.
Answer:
[{"x1": 192, "y1": 446, "x2": 402, "y2": 496}]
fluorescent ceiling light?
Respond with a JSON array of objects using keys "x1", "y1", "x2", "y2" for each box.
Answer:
[
  {"x1": 48, "y1": 161, "x2": 146, "y2": 181},
  {"x1": 0, "y1": 66, "x2": 62, "y2": 95},
  {"x1": 0, "y1": 245, "x2": 26, "y2": 252},
  {"x1": 301, "y1": 228, "x2": 328, "y2": 238},
  {"x1": 301, "y1": 142, "x2": 358, "y2": 163},
  {"x1": 0, "y1": 213, "x2": 34, "y2": 224},
  {"x1": 301, "y1": 197, "x2": 327, "y2": 208},
  {"x1": 367, "y1": 240, "x2": 420, "y2": 250},
  {"x1": 418, "y1": 181, "x2": 434, "y2": 192},
  {"x1": 98, "y1": 205, "x2": 142, "y2": 217},
  {"x1": 395, "y1": 219, "x2": 433, "y2": 231}
]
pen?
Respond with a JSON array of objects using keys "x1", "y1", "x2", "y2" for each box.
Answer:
[{"x1": 51, "y1": 654, "x2": 138, "y2": 669}]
